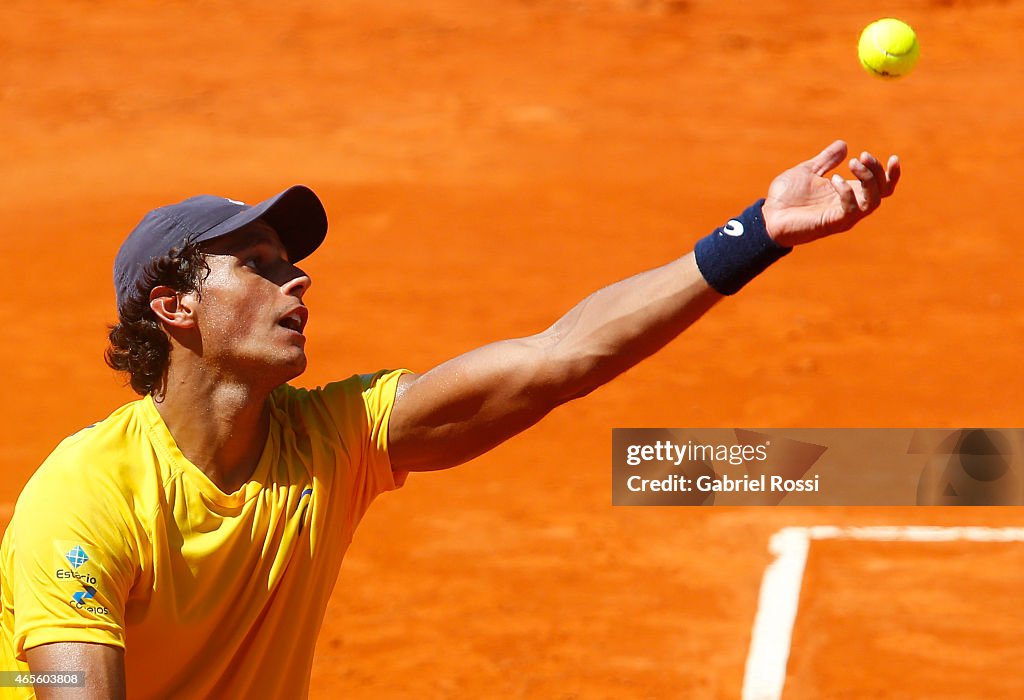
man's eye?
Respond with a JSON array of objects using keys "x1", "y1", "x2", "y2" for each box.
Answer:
[{"x1": 244, "y1": 257, "x2": 261, "y2": 270}]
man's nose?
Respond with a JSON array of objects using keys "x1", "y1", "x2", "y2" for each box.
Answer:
[{"x1": 282, "y1": 269, "x2": 312, "y2": 300}]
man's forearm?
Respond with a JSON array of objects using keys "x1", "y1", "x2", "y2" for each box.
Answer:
[{"x1": 542, "y1": 252, "x2": 721, "y2": 403}]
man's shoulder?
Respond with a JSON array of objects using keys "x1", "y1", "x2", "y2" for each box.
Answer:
[
  {"x1": 270, "y1": 370, "x2": 410, "y2": 427},
  {"x1": 22, "y1": 399, "x2": 155, "y2": 505},
  {"x1": 49, "y1": 398, "x2": 146, "y2": 460},
  {"x1": 268, "y1": 376, "x2": 362, "y2": 436}
]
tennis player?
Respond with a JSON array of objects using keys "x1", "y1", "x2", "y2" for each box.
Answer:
[{"x1": 0, "y1": 140, "x2": 898, "y2": 698}]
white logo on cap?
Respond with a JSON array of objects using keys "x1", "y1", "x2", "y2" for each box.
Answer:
[{"x1": 226, "y1": 198, "x2": 246, "y2": 206}]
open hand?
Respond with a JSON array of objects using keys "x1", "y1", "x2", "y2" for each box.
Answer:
[{"x1": 762, "y1": 140, "x2": 900, "y2": 247}]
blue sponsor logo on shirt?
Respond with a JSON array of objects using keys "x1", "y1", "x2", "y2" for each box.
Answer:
[
  {"x1": 72, "y1": 585, "x2": 96, "y2": 605},
  {"x1": 68, "y1": 581, "x2": 108, "y2": 615},
  {"x1": 65, "y1": 546, "x2": 89, "y2": 569}
]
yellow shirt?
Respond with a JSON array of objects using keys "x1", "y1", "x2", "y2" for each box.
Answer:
[{"x1": 0, "y1": 370, "x2": 408, "y2": 699}]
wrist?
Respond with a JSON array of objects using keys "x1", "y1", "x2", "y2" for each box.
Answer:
[
  {"x1": 693, "y1": 199, "x2": 792, "y2": 295},
  {"x1": 761, "y1": 199, "x2": 782, "y2": 242}
]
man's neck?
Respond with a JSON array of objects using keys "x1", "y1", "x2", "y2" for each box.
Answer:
[{"x1": 153, "y1": 368, "x2": 275, "y2": 494}]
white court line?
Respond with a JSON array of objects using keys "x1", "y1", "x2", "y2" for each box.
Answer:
[{"x1": 741, "y1": 526, "x2": 1024, "y2": 700}]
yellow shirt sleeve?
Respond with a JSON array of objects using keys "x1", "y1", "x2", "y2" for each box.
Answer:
[
  {"x1": 359, "y1": 368, "x2": 412, "y2": 490},
  {"x1": 325, "y1": 369, "x2": 410, "y2": 536},
  {"x1": 6, "y1": 439, "x2": 140, "y2": 660},
  {"x1": 273, "y1": 368, "x2": 410, "y2": 542}
]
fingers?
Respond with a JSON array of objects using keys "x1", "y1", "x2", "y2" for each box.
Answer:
[
  {"x1": 860, "y1": 152, "x2": 888, "y2": 191},
  {"x1": 830, "y1": 173, "x2": 860, "y2": 221},
  {"x1": 886, "y1": 155, "x2": 901, "y2": 193},
  {"x1": 849, "y1": 150, "x2": 901, "y2": 213},
  {"x1": 849, "y1": 152, "x2": 885, "y2": 212},
  {"x1": 803, "y1": 139, "x2": 848, "y2": 176}
]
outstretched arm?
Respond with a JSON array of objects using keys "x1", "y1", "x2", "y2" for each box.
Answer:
[{"x1": 388, "y1": 140, "x2": 899, "y2": 471}]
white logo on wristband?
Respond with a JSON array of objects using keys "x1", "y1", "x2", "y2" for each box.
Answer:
[{"x1": 723, "y1": 220, "x2": 745, "y2": 237}]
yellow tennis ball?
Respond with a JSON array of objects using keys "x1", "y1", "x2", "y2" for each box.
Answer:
[{"x1": 858, "y1": 18, "x2": 920, "y2": 79}]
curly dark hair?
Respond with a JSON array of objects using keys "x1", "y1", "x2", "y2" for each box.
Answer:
[{"x1": 105, "y1": 238, "x2": 210, "y2": 396}]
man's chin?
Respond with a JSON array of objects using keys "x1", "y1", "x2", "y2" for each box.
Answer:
[
  {"x1": 281, "y1": 354, "x2": 308, "y2": 382},
  {"x1": 258, "y1": 352, "x2": 308, "y2": 388}
]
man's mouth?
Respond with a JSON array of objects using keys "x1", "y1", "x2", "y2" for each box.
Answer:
[{"x1": 278, "y1": 306, "x2": 309, "y2": 334}]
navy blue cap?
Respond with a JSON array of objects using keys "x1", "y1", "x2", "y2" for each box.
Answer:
[{"x1": 114, "y1": 185, "x2": 327, "y2": 311}]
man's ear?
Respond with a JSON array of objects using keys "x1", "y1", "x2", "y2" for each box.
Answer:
[{"x1": 149, "y1": 286, "x2": 196, "y2": 329}]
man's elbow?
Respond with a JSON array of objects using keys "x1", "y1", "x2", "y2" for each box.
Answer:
[{"x1": 531, "y1": 330, "x2": 617, "y2": 407}]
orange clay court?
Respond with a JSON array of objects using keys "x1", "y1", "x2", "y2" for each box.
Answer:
[{"x1": 2, "y1": 1, "x2": 1023, "y2": 697}]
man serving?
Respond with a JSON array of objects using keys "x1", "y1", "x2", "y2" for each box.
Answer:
[{"x1": 0, "y1": 140, "x2": 898, "y2": 698}]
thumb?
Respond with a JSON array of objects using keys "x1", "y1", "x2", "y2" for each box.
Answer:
[{"x1": 801, "y1": 140, "x2": 848, "y2": 176}]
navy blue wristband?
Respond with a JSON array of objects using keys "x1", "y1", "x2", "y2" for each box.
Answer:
[{"x1": 693, "y1": 199, "x2": 792, "y2": 295}]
